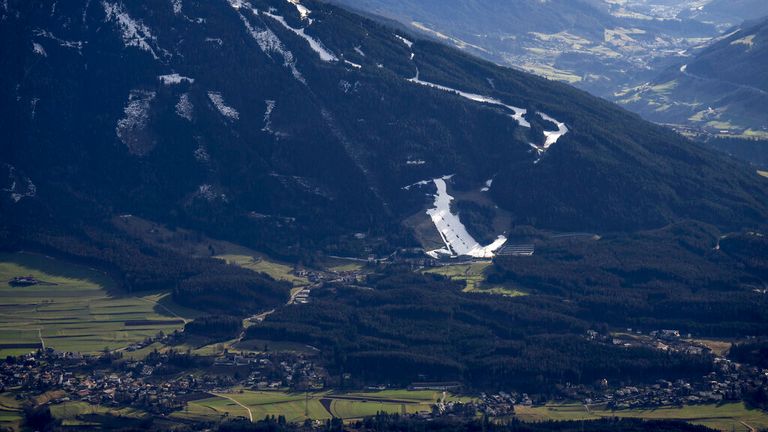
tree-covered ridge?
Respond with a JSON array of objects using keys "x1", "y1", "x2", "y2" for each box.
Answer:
[{"x1": 2, "y1": 0, "x2": 768, "y2": 262}]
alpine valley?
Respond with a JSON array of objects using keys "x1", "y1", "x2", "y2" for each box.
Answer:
[{"x1": 1, "y1": 1, "x2": 768, "y2": 431}]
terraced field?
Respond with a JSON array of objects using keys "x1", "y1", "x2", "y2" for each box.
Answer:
[
  {"x1": 515, "y1": 402, "x2": 768, "y2": 432},
  {"x1": 0, "y1": 252, "x2": 199, "y2": 356}
]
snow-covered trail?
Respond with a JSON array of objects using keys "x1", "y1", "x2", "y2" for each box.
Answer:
[
  {"x1": 409, "y1": 68, "x2": 530, "y2": 128},
  {"x1": 425, "y1": 177, "x2": 507, "y2": 258}
]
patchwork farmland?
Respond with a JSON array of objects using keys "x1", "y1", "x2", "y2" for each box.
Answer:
[{"x1": 0, "y1": 252, "x2": 199, "y2": 356}]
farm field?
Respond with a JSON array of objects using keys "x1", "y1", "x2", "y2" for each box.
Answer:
[
  {"x1": 0, "y1": 252, "x2": 199, "y2": 356},
  {"x1": 0, "y1": 392, "x2": 23, "y2": 431},
  {"x1": 515, "y1": 402, "x2": 768, "y2": 432},
  {"x1": 175, "y1": 390, "x2": 469, "y2": 423},
  {"x1": 425, "y1": 263, "x2": 526, "y2": 297},
  {"x1": 217, "y1": 254, "x2": 309, "y2": 286}
]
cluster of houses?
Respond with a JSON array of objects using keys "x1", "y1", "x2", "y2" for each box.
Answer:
[
  {"x1": 574, "y1": 329, "x2": 768, "y2": 410},
  {"x1": 1, "y1": 347, "x2": 327, "y2": 416},
  {"x1": 477, "y1": 391, "x2": 527, "y2": 417},
  {"x1": 586, "y1": 328, "x2": 711, "y2": 356},
  {"x1": 213, "y1": 351, "x2": 326, "y2": 391}
]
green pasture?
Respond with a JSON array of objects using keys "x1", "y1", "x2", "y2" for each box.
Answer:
[{"x1": 0, "y1": 252, "x2": 198, "y2": 356}]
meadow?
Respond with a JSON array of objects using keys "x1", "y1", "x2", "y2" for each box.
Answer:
[
  {"x1": 514, "y1": 402, "x2": 768, "y2": 432},
  {"x1": 425, "y1": 262, "x2": 526, "y2": 297},
  {"x1": 0, "y1": 392, "x2": 23, "y2": 431},
  {"x1": 0, "y1": 252, "x2": 199, "y2": 356}
]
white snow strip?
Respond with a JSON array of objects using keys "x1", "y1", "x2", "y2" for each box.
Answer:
[
  {"x1": 32, "y1": 29, "x2": 84, "y2": 52},
  {"x1": 207, "y1": 91, "x2": 239, "y2": 120},
  {"x1": 395, "y1": 34, "x2": 413, "y2": 48},
  {"x1": 481, "y1": 178, "x2": 493, "y2": 192},
  {"x1": 409, "y1": 69, "x2": 530, "y2": 128},
  {"x1": 537, "y1": 112, "x2": 569, "y2": 149},
  {"x1": 426, "y1": 177, "x2": 507, "y2": 258},
  {"x1": 175, "y1": 93, "x2": 193, "y2": 121},
  {"x1": 205, "y1": 37, "x2": 223, "y2": 45},
  {"x1": 402, "y1": 179, "x2": 430, "y2": 191},
  {"x1": 680, "y1": 64, "x2": 687, "y2": 73},
  {"x1": 406, "y1": 160, "x2": 426, "y2": 165},
  {"x1": 354, "y1": 46, "x2": 365, "y2": 57},
  {"x1": 32, "y1": 42, "x2": 47, "y2": 57},
  {"x1": 263, "y1": 12, "x2": 338, "y2": 62},
  {"x1": 158, "y1": 73, "x2": 194, "y2": 85},
  {"x1": 262, "y1": 99, "x2": 276, "y2": 132},
  {"x1": 227, "y1": 2, "x2": 305, "y2": 83},
  {"x1": 102, "y1": 1, "x2": 169, "y2": 60},
  {"x1": 344, "y1": 59, "x2": 362, "y2": 69}
]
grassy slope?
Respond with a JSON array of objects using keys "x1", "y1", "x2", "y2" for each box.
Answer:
[
  {"x1": 425, "y1": 262, "x2": 527, "y2": 297},
  {"x1": 0, "y1": 252, "x2": 200, "y2": 356}
]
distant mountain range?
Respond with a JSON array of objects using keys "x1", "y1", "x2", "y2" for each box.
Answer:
[
  {"x1": 617, "y1": 16, "x2": 768, "y2": 142},
  {"x1": 1, "y1": 0, "x2": 767, "y2": 261}
]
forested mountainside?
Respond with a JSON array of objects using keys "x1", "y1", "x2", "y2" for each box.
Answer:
[
  {"x1": 618, "y1": 16, "x2": 768, "y2": 142},
  {"x1": 2, "y1": 0, "x2": 767, "y2": 258}
]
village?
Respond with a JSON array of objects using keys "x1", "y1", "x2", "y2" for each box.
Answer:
[{"x1": 0, "y1": 346, "x2": 327, "y2": 415}]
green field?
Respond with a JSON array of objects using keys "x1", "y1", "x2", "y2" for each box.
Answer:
[
  {"x1": 0, "y1": 252, "x2": 199, "y2": 356},
  {"x1": 176, "y1": 390, "x2": 469, "y2": 423},
  {"x1": 218, "y1": 254, "x2": 308, "y2": 286},
  {"x1": 0, "y1": 393, "x2": 23, "y2": 431},
  {"x1": 515, "y1": 402, "x2": 768, "y2": 431},
  {"x1": 425, "y1": 263, "x2": 526, "y2": 297}
]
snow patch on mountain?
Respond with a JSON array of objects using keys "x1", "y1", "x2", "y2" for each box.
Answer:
[
  {"x1": 171, "y1": 0, "x2": 182, "y2": 14},
  {"x1": 207, "y1": 91, "x2": 239, "y2": 120},
  {"x1": 196, "y1": 184, "x2": 228, "y2": 202},
  {"x1": 409, "y1": 68, "x2": 530, "y2": 128},
  {"x1": 175, "y1": 93, "x2": 193, "y2": 121},
  {"x1": 102, "y1": 1, "x2": 169, "y2": 60},
  {"x1": 425, "y1": 176, "x2": 506, "y2": 258},
  {"x1": 158, "y1": 73, "x2": 195, "y2": 85},
  {"x1": 481, "y1": 178, "x2": 493, "y2": 192},
  {"x1": 262, "y1": 99, "x2": 277, "y2": 133},
  {"x1": 116, "y1": 90, "x2": 156, "y2": 156},
  {"x1": 3, "y1": 165, "x2": 37, "y2": 203},
  {"x1": 32, "y1": 42, "x2": 47, "y2": 57},
  {"x1": 287, "y1": 0, "x2": 312, "y2": 22},
  {"x1": 354, "y1": 46, "x2": 365, "y2": 57},
  {"x1": 263, "y1": 12, "x2": 338, "y2": 62},
  {"x1": 228, "y1": 3, "x2": 305, "y2": 83},
  {"x1": 533, "y1": 112, "x2": 569, "y2": 154},
  {"x1": 32, "y1": 29, "x2": 84, "y2": 53},
  {"x1": 395, "y1": 34, "x2": 413, "y2": 48},
  {"x1": 194, "y1": 144, "x2": 210, "y2": 162},
  {"x1": 344, "y1": 59, "x2": 362, "y2": 69}
]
